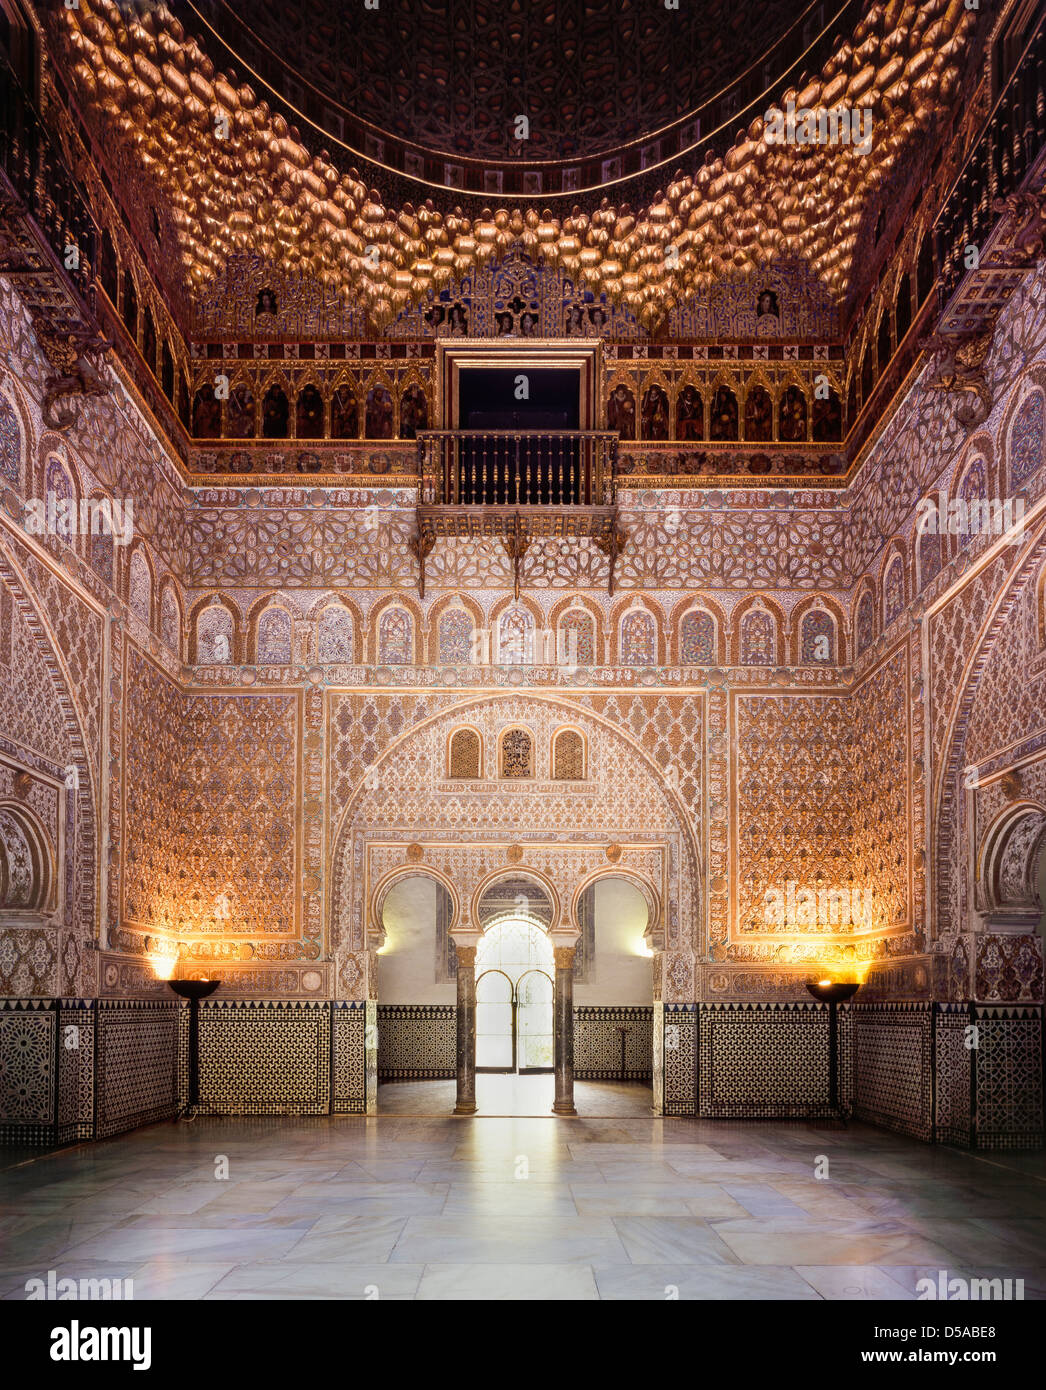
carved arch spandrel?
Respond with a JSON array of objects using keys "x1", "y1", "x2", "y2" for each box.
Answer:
[{"x1": 327, "y1": 691, "x2": 703, "y2": 967}]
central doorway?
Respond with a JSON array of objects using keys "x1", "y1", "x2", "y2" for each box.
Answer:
[{"x1": 476, "y1": 914, "x2": 554, "y2": 1073}]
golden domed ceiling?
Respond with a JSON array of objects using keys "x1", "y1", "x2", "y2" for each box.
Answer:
[
  {"x1": 204, "y1": 0, "x2": 802, "y2": 161},
  {"x1": 49, "y1": 0, "x2": 979, "y2": 334}
]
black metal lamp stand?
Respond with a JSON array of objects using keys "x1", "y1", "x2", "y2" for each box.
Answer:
[
  {"x1": 805, "y1": 979, "x2": 860, "y2": 1120},
  {"x1": 168, "y1": 979, "x2": 220, "y2": 1120}
]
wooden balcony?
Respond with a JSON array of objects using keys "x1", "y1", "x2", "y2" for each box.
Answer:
[
  {"x1": 416, "y1": 429, "x2": 618, "y2": 506},
  {"x1": 412, "y1": 429, "x2": 625, "y2": 599}
]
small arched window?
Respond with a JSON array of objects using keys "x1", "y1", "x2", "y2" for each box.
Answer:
[
  {"x1": 855, "y1": 591, "x2": 875, "y2": 657},
  {"x1": 500, "y1": 727, "x2": 534, "y2": 779},
  {"x1": 0, "y1": 804, "x2": 52, "y2": 911},
  {"x1": 558, "y1": 609, "x2": 595, "y2": 667},
  {"x1": 449, "y1": 728, "x2": 481, "y2": 779},
  {"x1": 552, "y1": 729, "x2": 585, "y2": 780},
  {"x1": 498, "y1": 606, "x2": 534, "y2": 664},
  {"x1": 680, "y1": 608, "x2": 715, "y2": 664},
  {"x1": 620, "y1": 609, "x2": 657, "y2": 666},
  {"x1": 0, "y1": 396, "x2": 21, "y2": 489},
  {"x1": 128, "y1": 548, "x2": 152, "y2": 625},
  {"x1": 378, "y1": 607, "x2": 413, "y2": 665},
  {"x1": 439, "y1": 608, "x2": 475, "y2": 664},
  {"x1": 160, "y1": 585, "x2": 181, "y2": 657},
  {"x1": 799, "y1": 609, "x2": 836, "y2": 664},
  {"x1": 256, "y1": 605, "x2": 292, "y2": 664},
  {"x1": 1010, "y1": 392, "x2": 1044, "y2": 486},
  {"x1": 739, "y1": 607, "x2": 776, "y2": 666},
  {"x1": 196, "y1": 602, "x2": 234, "y2": 663},
  {"x1": 883, "y1": 556, "x2": 906, "y2": 628},
  {"x1": 317, "y1": 605, "x2": 354, "y2": 663}
]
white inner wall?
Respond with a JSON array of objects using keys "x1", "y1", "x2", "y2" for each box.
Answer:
[
  {"x1": 575, "y1": 878, "x2": 652, "y2": 1005},
  {"x1": 377, "y1": 875, "x2": 455, "y2": 1004}
]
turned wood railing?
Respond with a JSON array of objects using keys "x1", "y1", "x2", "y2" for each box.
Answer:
[
  {"x1": 0, "y1": 50, "x2": 98, "y2": 305},
  {"x1": 416, "y1": 430, "x2": 618, "y2": 505},
  {"x1": 935, "y1": 20, "x2": 1046, "y2": 303}
]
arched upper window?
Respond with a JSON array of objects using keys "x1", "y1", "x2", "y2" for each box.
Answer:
[
  {"x1": 498, "y1": 606, "x2": 534, "y2": 664},
  {"x1": 958, "y1": 457, "x2": 988, "y2": 507},
  {"x1": 552, "y1": 729, "x2": 585, "y2": 780},
  {"x1": 88, "y1": 496, "x2": 113, "y2": 586},
  {"x1": 378, "y1": 606, "x2": 413, "y2": 665},
  {"x1": 0, "y1": 803, "x2": 52, "y2": 912},
  {"x1": 44, "y1": 459, "x2": 75, "y2": 541},
  {"x1": 883, "y1": 555, "x2": 905, "y2": 628},
  {"x1": 558, "y1": 609, "x2": 595, "y2": 667},
  {"x1": 679, "y1": 608, "x2": 715, "y2": 664},
  {"x1": 317, "y1": 605, "x2": 354, "y2": 663},
  {"x1": 160, "y1": 585, "x2": 181, "y2": 657},
  {"x1": 0, "y1": 396, "x2": 21, "y2": 488},
  {"x1": 438, "y1": 607, "x2": 475, "y2": 664},
  {"x1": 620, "y1": 608, "x2": 657, "y2": 666},
  {"x1": 500, "y1": 727, "x2": 534, "y2": 779},
  {"x1": 256, "y1": 605, "x2": 293, "y2": 664},
  {"x1": 196, "y1": 602, "x2": 234, "y2": 663},
  {"x1": 855, "y1": 591, "x2": 875, "y2": 657},
  {"x1": 1010, "y1": 391, "x2": 1044, "y2": 486},
  {"x1": 739, "y1": 607, "x2": 776, "y2": 665},
  {"x1": 449, "y1": 728, "x2": 482, "y2": 779},
  {"x1": 799, "y1": 608, "x2": 836, "y2": 664},
  {"x1": 916, "y1": 513, "x2": 942, "y2": 591},
  {"x1": 128, "y1": 549, "x2": 152, "y2": 625}
]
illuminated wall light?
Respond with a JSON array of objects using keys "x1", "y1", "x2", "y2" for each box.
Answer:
[{"x1": 150, "y1": 946, "x2": 179, "y2": 980}]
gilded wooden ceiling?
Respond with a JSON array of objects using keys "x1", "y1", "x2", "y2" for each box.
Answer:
[{"x1": 49, "y1": 0, "x2": 978, "y2": 333}]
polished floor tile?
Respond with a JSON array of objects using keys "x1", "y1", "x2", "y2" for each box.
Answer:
[{"x1": 1, "y1": 1104, "x2": 1043, "y2": 1300}]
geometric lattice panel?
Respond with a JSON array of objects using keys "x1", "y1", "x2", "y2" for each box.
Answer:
[
  {"x1": 377, "y1": 1005, "x2": 455, "y2": 1080},
  {"x1": 851, "y1": 1003, "x2": 933, "y2": 1142},
  {"x1": 663, "y1": 1004, "x2": 696, "y2": 1115},
  {"x1": 332, "y1": 1000, "x2": 367, "y2": 1113},
  {"x1": 973, "y1": 1005, "x2": 1044, "y2": 1150},
  {"x1": 935, "y1": 1003, "x2": 972, "y2": 1148},
  {"x1": 0, "y1": 1003, "x2": 55, "y2": 1143},
  {"x1": 96, "y1": 1000, "x2": 180, "y2": 1140},
  {"x1": 56, "y1": 1001, "x2": 94, "y2": 1144},
  {"x1": 699, "y1": 1002, "x2": 832, "y2": 1117},
  {"x1": 198, "y1": 1000, "x2": 330, "y2": 1115},
  {"x1": 574, "y1": 1005, "x2": 653, "y2": 1080}
]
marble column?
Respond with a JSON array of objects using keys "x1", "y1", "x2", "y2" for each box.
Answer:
[
  {"x1": 453, "y1": 945, "x2": 477, "y2": 1115},
  {"x1": 552, "y1": 945, "x2": 577, "y2": 1116}
]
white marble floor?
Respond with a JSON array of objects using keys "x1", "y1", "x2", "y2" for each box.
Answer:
[
  {"x1": 378, "y1": 1076, "x2": 654, "y2": 1115},
  {"x1": 1, "y1": 1115, "x2": 1044, "y2": 1300}
]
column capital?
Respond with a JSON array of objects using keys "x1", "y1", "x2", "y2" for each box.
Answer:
[
  {"x1": 553, "y1": 944, "x2": 576, "y2": 970},
  {"x1": 455, "y1": 944, "x2": 477, "y2": 968}
]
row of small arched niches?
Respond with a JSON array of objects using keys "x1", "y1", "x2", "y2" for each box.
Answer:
[
  {"x1": 191, "y1": 597, "x2": 853, "y2": 667},
  {"x1": 186, "y1": 376, "x2": 845, "y2": 444},
  {"x1": 446, "y1": 726, "x2": 586, "y2": 782}
]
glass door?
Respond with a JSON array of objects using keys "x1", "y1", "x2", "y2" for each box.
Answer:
[
  {"x1": 476, "y1": 969, "x2": 514, "y2": 1071},
  {"x1": 516, "y1": 969, "x2": 554, "y2": 1072}
]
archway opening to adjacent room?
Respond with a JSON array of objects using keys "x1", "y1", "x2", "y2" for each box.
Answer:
[{"x1": 475, "y1": 914, "x2": 555, "y2": 1073}]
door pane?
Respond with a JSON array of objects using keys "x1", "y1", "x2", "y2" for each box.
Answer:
[
  {"x1": 517, "y1": 970, "x2": 554, "y2": 1070},
  {"x1": 476, "y1": 970, "x2": 514, "y2": 1070}
]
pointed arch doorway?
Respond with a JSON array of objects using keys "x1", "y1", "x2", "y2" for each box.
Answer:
[{"x1": 476, "y1": 914, "x2": 555, "y2": 1073}]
